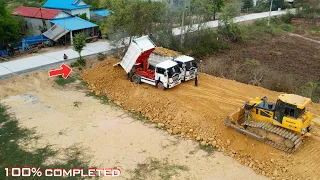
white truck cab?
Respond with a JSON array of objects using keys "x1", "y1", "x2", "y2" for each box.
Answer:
[
  {"x1": 173, "y1": 55, "x2": 197, "y2": 81},
  {"x1": 118, "y1": 36, "x2": 181, "y2": 90},
  {"x1": 154, "y1": 61, "x2": 181, "y2": 89},
  {"x1": 148, "y1": 49, "x2": 198, "y2": 82}
]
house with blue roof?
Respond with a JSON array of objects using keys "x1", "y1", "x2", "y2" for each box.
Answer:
[
  {"x1": 90, "y1": 9, "x2": 113, "y2": 22},
  {"x1": 12, "y1": 0, "x2": 113, "y2": 44},
  {"x1": 43, "y1": 0, "x2": 91, "y2": 20}
]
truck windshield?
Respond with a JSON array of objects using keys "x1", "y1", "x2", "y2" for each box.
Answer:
[
  {"x1": 185, "y1": 60, "x2": 197, "y2": 70},
  {"x1": 167, "y1": 65, "x2": 181, "y2": 77}
]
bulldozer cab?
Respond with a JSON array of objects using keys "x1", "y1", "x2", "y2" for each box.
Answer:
[{"x1": 274, "y1": 94, "x2": 311, "y2": 124}]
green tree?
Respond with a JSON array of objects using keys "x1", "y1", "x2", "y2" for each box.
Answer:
[
  {"x1": 102, "y1": 0, "x2": 166, "y2": 39},
  {"x1": 218, "y1": 0, "x2": 243, "y2": 42},
  {"x1": 0, "y1": 2, "x2": 20, "y2": 43},
  {"x1": 84, "y1": 0, "x2": 100, "y2": 9},
  {"x1": 272, "y1": 0, "x2": 285, "y2": 10},
  {"x1": 73, "y1": 33, "x2": 86, "y2": 65},
  {"x1": 242, "y1": 0, "x2": 254, "y2": 9},
  {"x1": 78, "y1": 13, "x2": 89, "y2": 21},
  {"x1": 212, "y1": 0, "x2": 225, "y2": 20}
]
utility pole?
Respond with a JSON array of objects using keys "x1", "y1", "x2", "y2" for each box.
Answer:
[
  {"x1": 267, "y1": 0, "x2": 274, "y2": 26},
  {"x1": 180, "y1": 0, "x2": 186, "y2": 46}
]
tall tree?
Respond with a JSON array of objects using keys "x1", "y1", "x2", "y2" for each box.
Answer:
[
  {"x1": 73, "y1": 33, "x2": 86, "y2": 61},
  {"x1": 0, "y1": 2, "x2": 20, "y2": 43},
  {"x1": 242, "y1": 0, "x2": 253, "y2": 9},
  {"x1": 218, "y1": 0, "x2": 243, "y2": 42},
  {"x1": 102, "y1": 0, "x2": 167, "y2": 39},
  {"x1": 83, "y1": 0, "x2": 100, "y2": 10}
]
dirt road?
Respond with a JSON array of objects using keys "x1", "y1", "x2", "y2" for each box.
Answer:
[
  {"x1": 0, "y1": 71, "x2": 268, "y2": 180},
  {"x1": 81, "y1": 59, "x2": 320, "y2": 180}
]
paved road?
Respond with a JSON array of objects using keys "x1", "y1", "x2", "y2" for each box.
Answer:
[
  {"x1": 0, "y1": 41, "x2": 117, "y2": 79},
  {"x1": 172, "y1": 10, "x2": 288, "y2": 35},
  {"x1": 0, "y1": 10, "x2": 289, "y2": 79}
]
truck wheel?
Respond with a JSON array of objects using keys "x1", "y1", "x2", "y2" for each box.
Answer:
[
  {"x1": 131, "y1": 74, "x2": 141, "y2": 84},
  {"x1": 157, "y1": 82, "x2": 165, "y2": 90}
]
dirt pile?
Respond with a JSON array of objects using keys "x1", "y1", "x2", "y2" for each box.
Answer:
[
  {"x1": 81, "y1": 59, "x2": 320, "y2": 180},
  {"x1": 153, "y1": 47, "x2": 181, "y2": 56}
]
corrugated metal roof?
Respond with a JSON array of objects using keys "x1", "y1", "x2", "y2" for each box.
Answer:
[
  {"x1": 43, "y1": 0, "x2": 90, "y2": 10},
  {"x1": 92, "y1": 9, "x2": 113, "y2": 17},
  {"x1": 43, "y1": 24, "x2": 70, "y2": 41},
  {"x1": 50, "y1": 17, "x2": 97, "y2": 31},
  {"x1": 12, "y1": 6, "x2": 62, "y2": 20}
]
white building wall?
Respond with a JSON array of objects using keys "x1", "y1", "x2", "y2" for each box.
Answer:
[
  {"x1": 23, "y1": 18, "x2": 52, "y2": 36},
  {"x1": 69, "y1": 8, "x2": 90, "y2": 19},
  {"x1": 53, "y1": 12, "x2": 71, "y2": 19}
]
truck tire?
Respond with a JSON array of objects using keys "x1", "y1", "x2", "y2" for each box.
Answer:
[
  {"x1": 131, "y1": 74, "x2": 141, "y2": 84},
  {"x1": 157, "y1": 82, "x2": 165, "y2": 90}
]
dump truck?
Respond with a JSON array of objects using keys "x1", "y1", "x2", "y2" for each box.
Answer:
[
  {"x1": 118, "y1": 36, "x2": 181, "y2": 90},
  {"x1": 149, "y1": 47, "x2": 198, "y2": 81},
  {"x1": 225, "y1": 94, "x2": 314, "y2": 152}
]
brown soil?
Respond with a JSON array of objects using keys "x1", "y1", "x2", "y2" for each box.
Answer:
[
  {"x1": 0, "y1": 71, "x2": 268, "y2": 180},
  {"x1": 81, "y1": 59, "x2": 320, "y2": 180},
  {"x1": 153, "y1": 47, "x2": 181, "y2": 56},
  {"x1": 202, "y1": 34, "x2": 320, "y2": 86}
]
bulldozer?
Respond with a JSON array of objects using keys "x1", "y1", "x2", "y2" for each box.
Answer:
[{"x1": 225, "y1": 94, "x2": 313, "y2": 152}]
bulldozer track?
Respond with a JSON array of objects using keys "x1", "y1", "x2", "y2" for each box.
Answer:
[{"x1": 244, "y1": 121, "x2": 304, "y2": 153}]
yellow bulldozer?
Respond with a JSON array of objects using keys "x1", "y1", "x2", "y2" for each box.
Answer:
[{"x1": 225, "y1": 94, "x2": 313, "y2": 152}]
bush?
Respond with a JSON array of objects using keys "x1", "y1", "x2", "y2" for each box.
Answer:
[
  {"x1": 77, "y1": 57, "x2": 86, "y2": 66},
  {"x1": 183, "y1": 29, "x2": 228, "y2": 57},
  {"x1": 280, "y1": 12, "x2": 295, "y2": 24},
  {"x1": 54, "y1": 76, "x2": 77, "y2": 86},
  {"x1": 255, "y1": 19, "x2": 268, "y2": 26},
  {"x1": 97, "y1": 53, "x2": 106, "y2": 61},
  {"x1": 218, "y1": 23, "x2": 243, "y2": 42},
  {"x1": 262, "y1": 71, "x2": 295, "y2": 93},
  {"x1": 70, "y1": 61, "x2": 79, "y2": 67},
  {"x1": 300, "y1": 82, "x2": 320, "y2": 103},
  {"x1": 278, "y1": 23, "x2": 295, "y2": 31}
]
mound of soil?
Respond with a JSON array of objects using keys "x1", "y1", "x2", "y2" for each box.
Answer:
[
  {"x1": 153, "y1": 47, "x2": 181, "y2": 56},
  {"x1": 81, "y1": 59, "x2": 320, "y2": 180}
]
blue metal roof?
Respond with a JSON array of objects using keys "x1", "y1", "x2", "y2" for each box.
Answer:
[
  {"x1": 43, "y1": 0, "x2": 90, "y2": 10},
  {"x1": 50, "y1": 17, "x2": 98, "y2": 31},
  {"x1": 92, "y1": 9, "x2": 113, "y2": 17}
]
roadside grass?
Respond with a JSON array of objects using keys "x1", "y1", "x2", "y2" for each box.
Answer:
[
  {"x1": 241, "y1": 17, "x2": 296, "y2": 43},
  {"x1": 309, "y1": 26, "x2": 320, "y2": 32},
  {"x1": 85, "y1": 91, "x2": 112, "y2": 105},
  {"x1": 0, "y1": 104, "x2": 93, "y2": 179},
  {"x1": 129, "y1": 157, "x2": 188, "y2": 180},
  {"x1": 54, "y1": 75, "x2": 77, "y2": 86},
  {"x1": 128, "y1": 110, "x2": 148, "y2": 121},
  {"x1": 199, "y1": 143, "x2": 215, "y2": 155}
]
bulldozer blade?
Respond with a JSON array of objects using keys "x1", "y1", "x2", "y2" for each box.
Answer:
[{"x1": 225, "y1": 117, "x2": 264, "y2": 142}]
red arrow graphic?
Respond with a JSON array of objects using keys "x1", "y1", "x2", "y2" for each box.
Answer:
[{"x1": 49, "y1": 64, "x2": 72, "y2": 79}]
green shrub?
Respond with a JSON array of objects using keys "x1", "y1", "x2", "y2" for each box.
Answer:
[
  {"x1": 183, "y1": 29, "x2": 228, "y2": 57},
  {"x1": 278, "y1": 23, "x2": 295, "y2": 31},
  {"x1": 97, "y1": 53, "x2": 106, "y2": 61},
  {"x1": 218, "y1": 23, "x2": 243, "y2": 42},
  {"x1": 54, "y1": 76, "x2": 76, "y2": 86},
  {"x1": 77, "y1": 57, "x2": 86, "y2": 66},
  {"x1": 70, "y1": 61, "x2": 79, "y2": 67},
  {"x1": 280, "y1": 12, "x2": 295, "y2": 24},
  {"x1": 255, "y1": 19, "x2": 268, "y2": 26}
]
